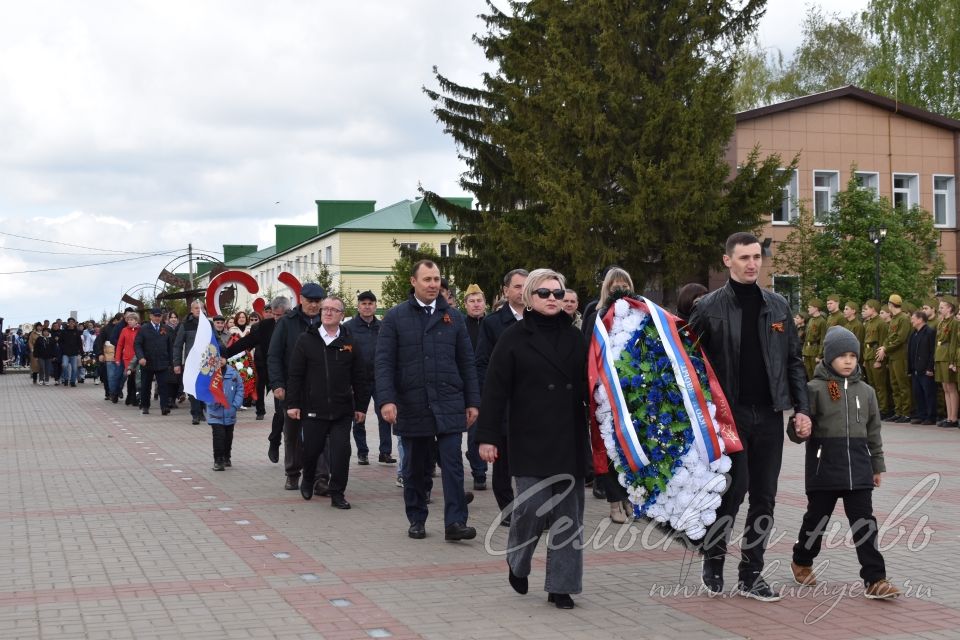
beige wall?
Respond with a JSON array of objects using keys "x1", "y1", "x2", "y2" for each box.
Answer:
[{"x1": 734, "y1": 97, "x2": 959, "y2": 291}]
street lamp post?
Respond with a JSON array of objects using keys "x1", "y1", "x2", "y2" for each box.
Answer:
[{"x1": 868, "y1": 225, "x2": 888, "y2": 301}]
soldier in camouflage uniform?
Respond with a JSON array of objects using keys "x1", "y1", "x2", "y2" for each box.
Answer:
[
  {"x1": 862, "y1": 299, "x2": 892, "y2": 419},
  {"x1": 877, "y1": 294, "x2": 912, "y2": 423},
  {"x1": 803, "y1": 298, "x2": 827, "y2": 380}
]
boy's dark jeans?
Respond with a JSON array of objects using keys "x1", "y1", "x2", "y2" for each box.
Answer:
[
  {"x1": 211, "y1": 423, "x2": 235, "y2": 461},
  {"x1": 793, "y1": 488, "x2": 886, "y2": 584},
  {"x1": 702, "y1": 404, "x2": 784, "y2": 584}
]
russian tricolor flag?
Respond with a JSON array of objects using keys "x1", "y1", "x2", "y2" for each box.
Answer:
[{"x1": 182, "y1": 311, "x2": 227, "y2": 406}]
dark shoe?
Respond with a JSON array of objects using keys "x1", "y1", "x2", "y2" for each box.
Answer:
[
  {"x1": 547, "y1": 593, "x2": 574, "y2": 609},
  {"x1": 284, "y1": 476, "x2": 299, "y2": 491},
  {"x1": 315, "y1": 475, "x2": 330, "y2": 497},
  {"x1": 592, "y1": 484, "x2": 606, "y2": 500},
  {"x1": 444, "y1": 522, "x2": 476, "y2": 541},
  {"x1": 737, "y1": 578, "x2": 782, "y2": 602},
  {"x1": 922, "y1": 420, "x2": 937, "y2": 425},
  {"x1": 161, "y1": 409, "x2": 171, "y2": 416},
  {"x1": 509, "y1": 567, "x2": 528, "y2": 594},
  {"x1": 465, "y1": 491, "x2": 474, "y2": 505},
  {"x1": 212, "y1": 460, "x2": 225, "y2": 471},
  {"x1": 111, "y1": 395, "x2": 118, "y2": 404},
  {"x1": 500, "y1": 515, "x2": 512, "y2": 528},
  {"x1": 474, "y1": 478, "x2": 487, "y2": 491},
  {"x1": 880, "y1": 413, "x2": 894, "y2": 421},
  {"x1": 268, "y1": 443, "x2": 280, "y2": 463},
  {"x1": 701, "y1": 557, "x2": 723, "y2": 597},
  {"x1": 408, "y1": 522, "x2": 426, "y2": 539},
  {"x1": 191, "y1": 418, "x2": 200, "y2": 425},
  {"x1": 895, "y1": 416, "x2": 912, "y2": 423},
  {"x1": 331, "y1": 495, "x2": 351, "y2": 509},
  {"x1": 357, "y1": 455, "x2": 370, "y2": 465},
  {"x1": 378, "y1": 453, "x2": 397, "y2": 464},
  {"x1": 256, "y1": 413, "x2": 265, "y2": 421},
  {"x1": 141, "y1": 409, "x2": 149, "y2": 415},
  {"x1": 938, "y1": 420, "x2": 959, "y2": 428},
  {"x1": 301, "y1": 482, "x2": 313, "y2": 500},
  {"x1": 910, "y1": 418, "x2": 923, "y2": 424},
  {"x1": 224, "y1": 458, "x2": 231, "y2": 467},
  {"x1": 70, "y1": 383, "x2": 76, "y2": 387}
]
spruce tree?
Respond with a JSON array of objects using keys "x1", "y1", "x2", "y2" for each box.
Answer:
[{"x1": 424, "y1": 0, "x2": 793, "y2": 300}]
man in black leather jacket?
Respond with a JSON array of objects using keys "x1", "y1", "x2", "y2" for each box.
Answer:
[{"x1": 688, "y1": 232, "x2": 811, "y2": 602}]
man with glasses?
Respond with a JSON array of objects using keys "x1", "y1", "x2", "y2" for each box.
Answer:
[
  {"x1": 269, "y1": 283, "x2": 326, "y2": 491},
  {"x1": 285, "y1": 296, "x2": 367, "y2": 509},
  {"x1": 376, "y1": 260, "x2": 480, "y2": 541}
]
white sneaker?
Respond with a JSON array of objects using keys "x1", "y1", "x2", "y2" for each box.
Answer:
[{"x1": 395, "y1": 476, "x2": 403, "y2": 488}]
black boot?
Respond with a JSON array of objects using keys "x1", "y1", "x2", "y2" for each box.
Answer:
[{"x1": 212, "y1": 458, "x2": 225, "y2": 471}]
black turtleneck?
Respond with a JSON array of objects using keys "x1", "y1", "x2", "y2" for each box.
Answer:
[
  {"x1": 528, "y1": 309, "x2": 571, "y2": 348},
  {"x1": 729, "y1": 279, "x2": 772, "y2": 405}
]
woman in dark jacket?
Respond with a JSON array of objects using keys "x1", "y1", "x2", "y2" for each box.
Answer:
[
  {"x1": 476, "y1": 268, "x2": 588, "y2": 610},
  {"x1": 581, "y1": 267, "x2": 635, "y2": 523}
]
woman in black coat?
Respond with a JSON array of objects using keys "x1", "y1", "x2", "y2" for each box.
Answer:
[{"x1": 476, "y1": 268, "x2": 588, "y2": 610}]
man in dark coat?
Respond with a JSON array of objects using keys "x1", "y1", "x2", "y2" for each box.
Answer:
[
  {"x1": 376, "y1": 260, "x2": 481, "y2": 541},
  {"x1": 134, "y1": 308, "x2": 172, "y2": 415},
  {"x1": 461, "y1": 283, "x2": 487, "y2": 489},
  {"x1": 475, "y1": 268, "x2": 528, "y2": 520},
  {"x1": 688, "y1": 232, "x2": 811, "y2": 601},
  {"x1": 286, "y1": 295, "x2": 369, "y2": 509},
  {"x1": 269, "y1": 283, "x2": 325, "y2": 491},
  {"x1": 907, "y1": 310, "x2": 937, "y2": 424},
  {"x1": 58, "y1": 317, "x2": 84, "y2": 387},
  {"x1": 224, "y1": 296, "x2": 290, "y2": 461},
  {"x1": 343, "y1": 290, "x2": 395, "y2": 466},
  {"x1": 173, "y1": 300, "x2": 212, "y2": 424}
]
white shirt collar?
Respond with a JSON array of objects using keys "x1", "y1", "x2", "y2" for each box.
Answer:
[
  {"x1": 320, "y1": 325, "x2": 340, "y2": 345},
  {"x1": 509, "y1": 304, "x2": 524, "y2": 322},
  {"x1": 414, "y1": 296, "x2": 437, "y2": 311}
]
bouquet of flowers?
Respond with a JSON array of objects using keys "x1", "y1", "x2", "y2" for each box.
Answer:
[
  {"x1": 589, "y1": 295, "x2": 741, "y2": 541},
  {"x1": 227, "y1": 352, "x2": 257, "y2": 401}
]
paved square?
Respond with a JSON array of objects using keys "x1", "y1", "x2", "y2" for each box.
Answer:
[{"x1": 1, "y1": 374, "x2": 959, "y2": 639}]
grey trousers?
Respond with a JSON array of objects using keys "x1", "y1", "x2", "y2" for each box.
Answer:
[{"x1": 508, "y1": 475, "x2": 584, "y2": 595}]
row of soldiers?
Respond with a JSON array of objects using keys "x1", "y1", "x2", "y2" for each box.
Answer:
[{"x1": 798, "y1": 293, "x2": 960, "y2": 424}]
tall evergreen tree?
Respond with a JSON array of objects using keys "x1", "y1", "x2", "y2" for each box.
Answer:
[{"x1": 424, "y1": 0, "x2": 793, "y2": 300}]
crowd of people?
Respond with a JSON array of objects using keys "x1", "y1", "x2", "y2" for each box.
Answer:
[{"x1": 5, "y1": 235, "x2": 920, "y2": 608}]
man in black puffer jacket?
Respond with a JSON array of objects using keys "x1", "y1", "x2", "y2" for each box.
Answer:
[
  {"x1": 285, "y1": 295, "x2": 368, "y2": 509},
  {"x1": 58, "y1": 317, "x2": 84, "y2": 387},
  {"x1": 269, "y1": 283, "x2": 325, "y2": 491}
]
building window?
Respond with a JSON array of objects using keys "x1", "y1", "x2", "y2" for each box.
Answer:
[
  {"x1": 772, "y1": 275, "x2": 801, "y2": 314},
  {"x1": 440, "y1": 241, "x2": 458, "y2": 258},
  {"x1": 934, "y1": 175, "x2": 956, "y2": 228},
  {"x1": 893, "y1": 173, "x2": 919, "y2": 210},
  {"x1": 324, "y1": 246, "x2": 332, "y2": 265},
  {"x1": 813, "y1": 171, "x2": 839, "y2": 224},
  {"x1": 854, "y1": 171, "x2": 879, "y2": 198},
  {"x1": 399, "y1": 242, "x2": 419, "y2": 253},
  {"x1": 773, "y1": 170, "x2": 799, "y2": 224},
  {"x1": 937, "y1": 277, "x2": 958, "y2": 297}
]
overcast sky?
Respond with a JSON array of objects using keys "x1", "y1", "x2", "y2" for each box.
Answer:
[{"x1": 0, "y1": 0, "x2": 868, "y2": 328}]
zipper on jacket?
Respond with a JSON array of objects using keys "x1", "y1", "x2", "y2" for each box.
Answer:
[
  {"x1": 855, "y1": 395, "x2": 861, "y2": 423},
  {"x1": 815, "y1": 445, "x2": 822, "y2": 475},
  {"x1": 844, "y1": 377, "x2": 853, "y2": 490}
]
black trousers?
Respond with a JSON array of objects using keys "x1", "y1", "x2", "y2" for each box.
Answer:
[
  {"x1": 492, "y1": 435, "x2": 514, "y2": 512},
  {"x1": 793, "y1": 489, "x2": 886, "y2": 584},
  {"x1": 603, "y1": 459, "x2": 628, "y2": 503},
  {"x1": 911, "y1": 373, "x2": 937, "y2": 422},
  {"x1": 124, "y1": 373, "x2": 138, "y2": 404},
  {"x1": 211, "y1": 423, "x2": 235, "y2": 461},
  {"x1": 270, "y1": 396, "x2": 284, "y2": 446},
  {"x1": 301, "y1": 416, "x2": 351, "y2": 498},
  {"x1": 140, "y1": 369, "x2": 168, "y2": 411},
  {"x1": 255, "y1": 364, "x2": 268, "y2": 416},
  {"x1": 702, "y1": 404, "x2": 784, "y2": 582}
]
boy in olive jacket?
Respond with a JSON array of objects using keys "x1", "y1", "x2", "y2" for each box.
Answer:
[{"x1": 788, "y1": 326, "x2": 900, "y2": 599}]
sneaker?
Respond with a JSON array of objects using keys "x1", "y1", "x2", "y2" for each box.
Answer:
[
  {"x1": 737, "y1": 578, "x2": 782, "y2": 602},
  {"x1": 865, "y1": 578, "x2": 900, "y2": 600},
  {"x1": 395, "y1": 476, "x2": 403, "y2": 488},
  {"x1": 790, "y1": 561, "x2": 817, "y2": 586},
  {"x1": 701, "y1": 558, "x2": 723, "y2": 597}
]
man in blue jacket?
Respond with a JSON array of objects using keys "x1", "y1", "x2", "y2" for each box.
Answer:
[{"x1": 376, "y1": 260, "x2": 481, "y2": 541}]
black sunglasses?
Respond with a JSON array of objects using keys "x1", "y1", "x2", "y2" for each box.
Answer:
[{"x1": 533, "y1": 288, "x2": 566, "y2": 300}]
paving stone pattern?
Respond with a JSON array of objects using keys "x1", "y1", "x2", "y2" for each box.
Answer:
[{"x1": 1, "y1": 375, "x2": 960, "y2": 639}]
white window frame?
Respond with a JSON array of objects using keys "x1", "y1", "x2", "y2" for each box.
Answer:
[
  {"x1": 933, "y1": 174, "x2": 956, "y2": 228},
  {"x1": 399, "y1": 242, "x2": 419, "y2": 253},
  {"x1": 773, "y1": 169, "x2": 799, "y2": 225},
  {"x1": 324, "y1": 246, "x2": 333, "y2": 265},
  {"x1": 854, "y1": 171, "x2": 880, "y2": 199},
  {"x1": 892, "y1": 172, "x2": 919, "y2": 210},
  {"x1": 812, "y1": 170, "x2": 840, "y2": 225}
]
